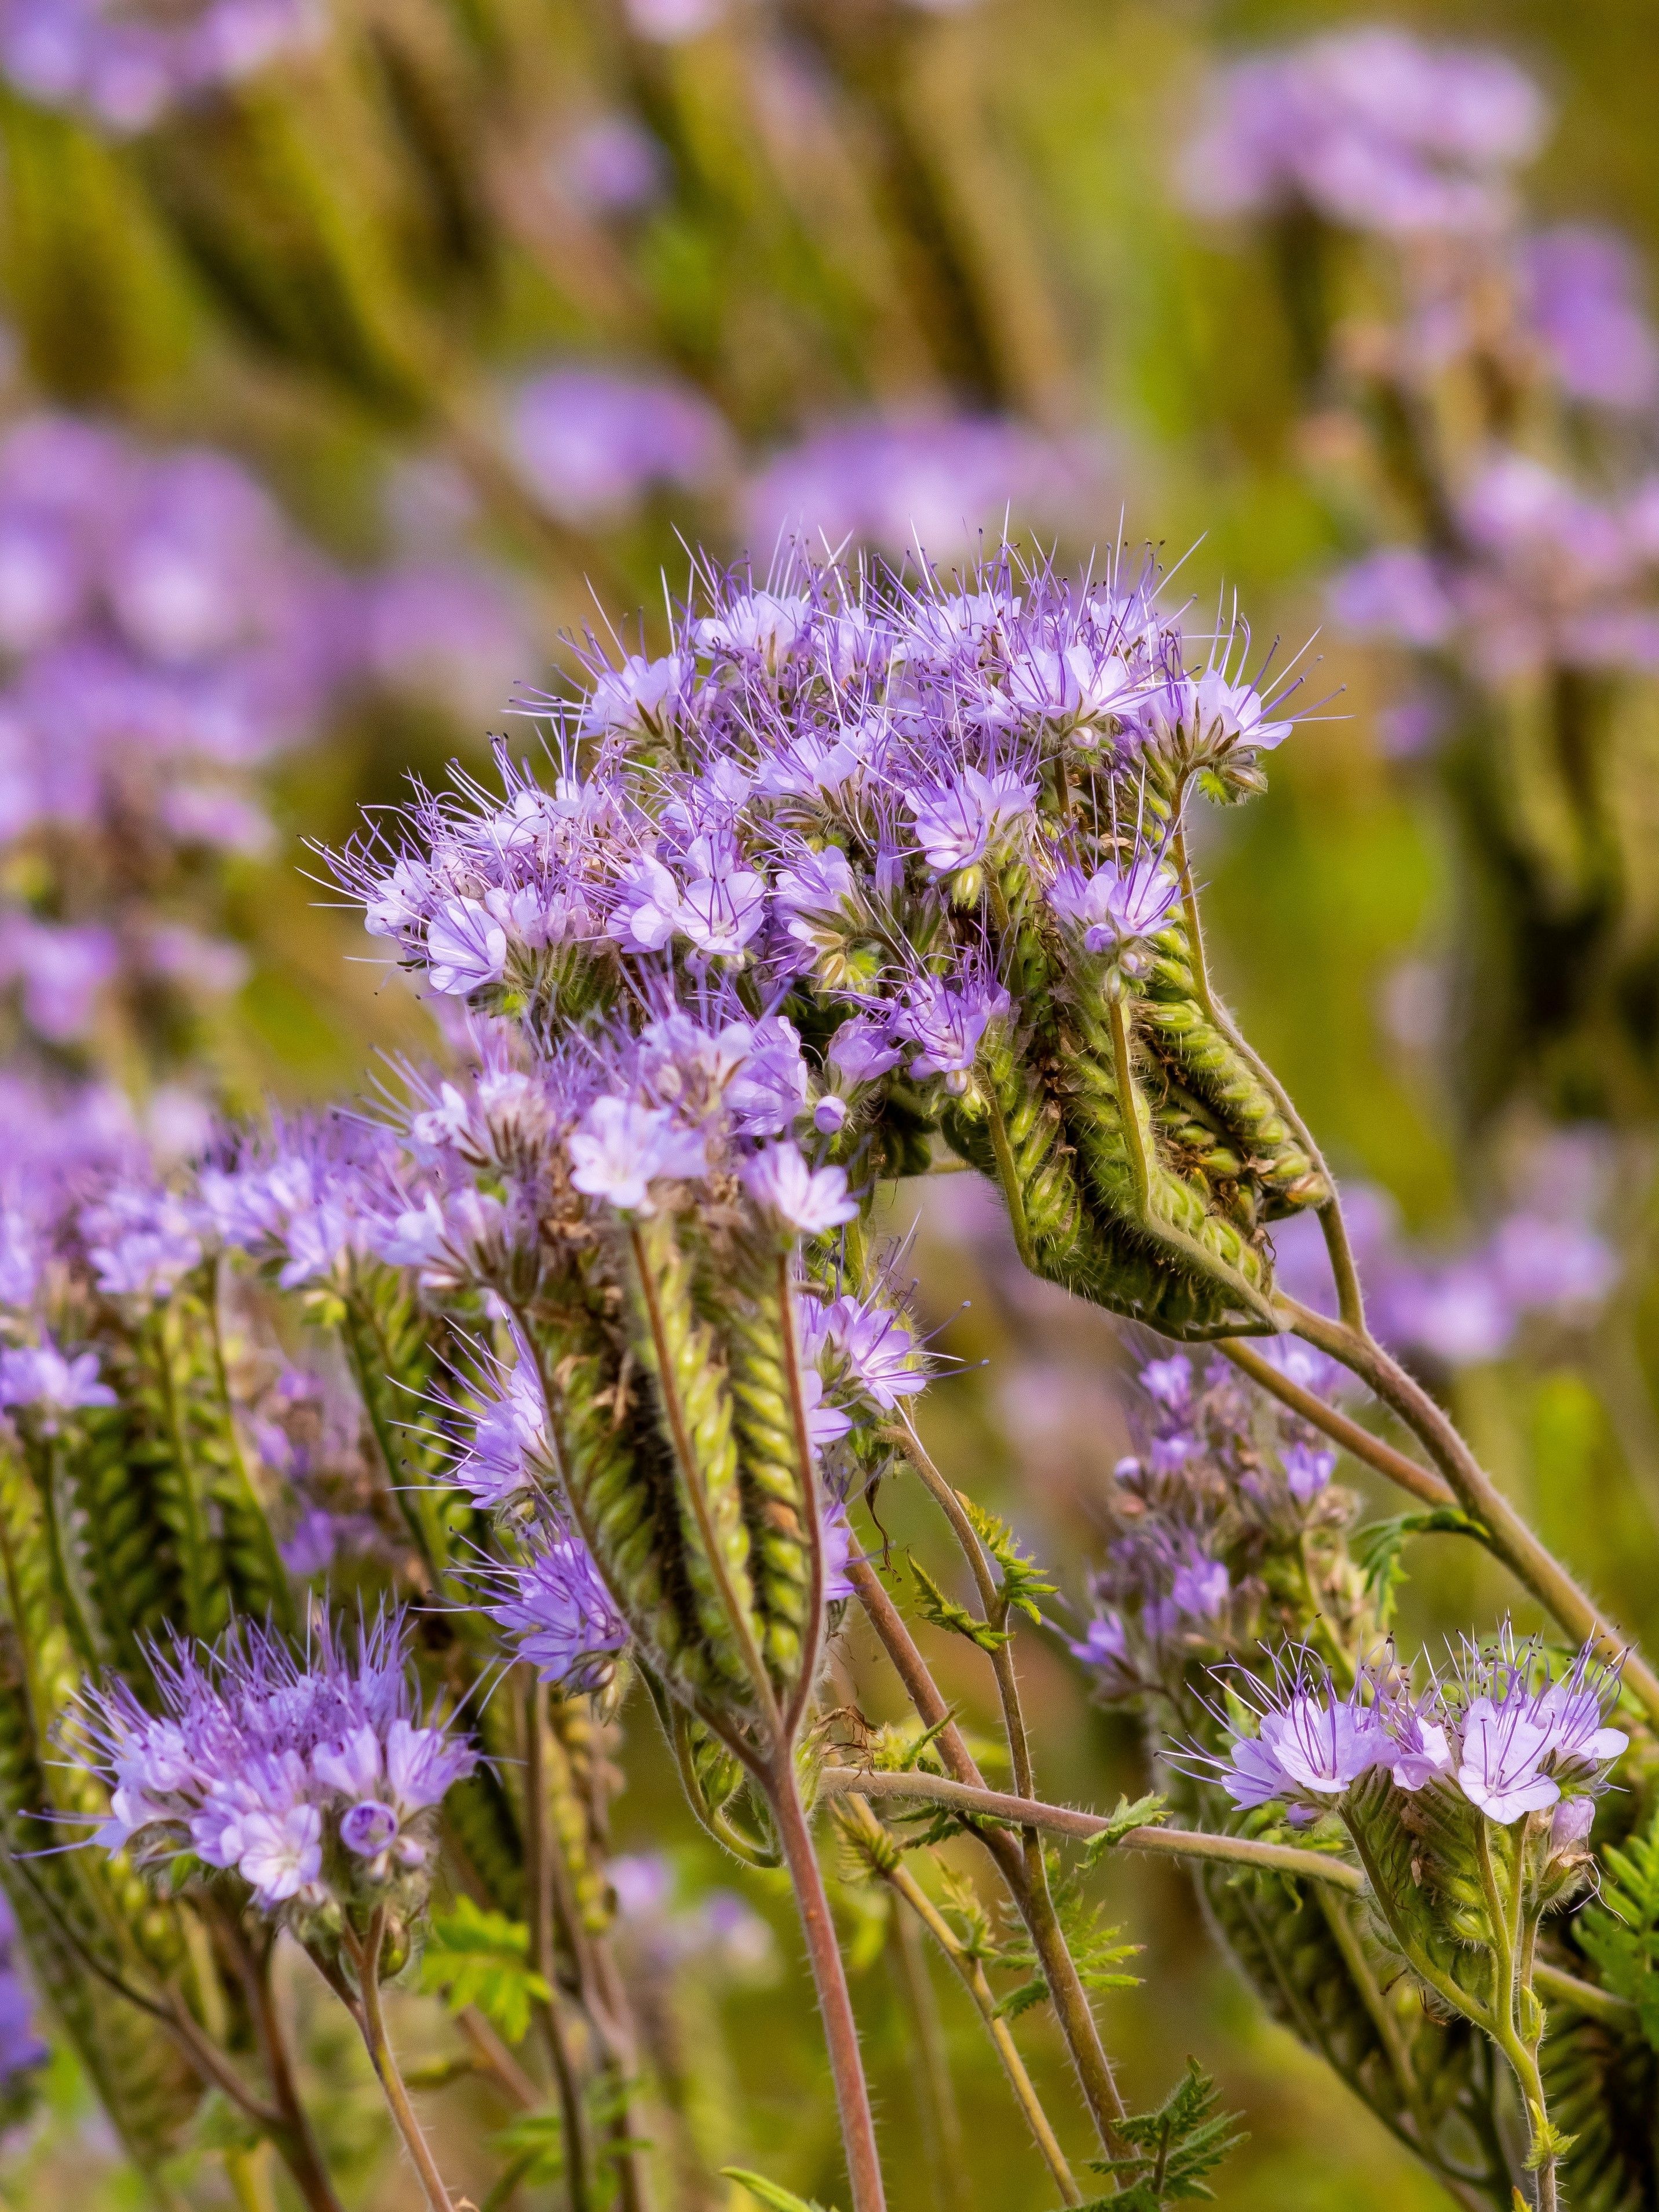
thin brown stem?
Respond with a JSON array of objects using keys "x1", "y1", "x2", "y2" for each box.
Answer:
[
  {"x1": 1215, "y1": 1340, "x2": 1454, "y2": 1509},
  {"x1": 894, "y1": 1423, "x2": 1126, "y2": 2145},
  {"x1": 346, "y1": 1911, "x2": 456, "y2": 2212},
  {"x1": 231, "y1": 1928, "x2": 348, "y2": 2212},
  {"x1": 847, "y1": 1555, "x2": 1127, "y2": 2152},
  {"x1": 844, "y1": 1800, "x2": 1077, "y2": 2203},
  {"x1": 1284, "y1": 1297, "x2": 1659, "y2": 1722},
  {"x1": 1313, "y1": 1888, "x2": 1435, "y2": 2150},
  {"x1": 819, "y1": 1767, "x2": 1366, "y2": 1887},
  {"x1": 458, "y1": 2008, "x2": 542, "y2": 2109},
  {"x1": 764, "y1": 1755, "x2": 887, "y2": 2212}
]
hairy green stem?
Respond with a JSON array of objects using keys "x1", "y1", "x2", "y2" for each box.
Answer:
[
  {"x1": 346, "y1": 1911, "x2": 455, "y2": 2212},
  {"x1": 845, "y1": 1798, "x2": 1078, "y2": 2203},
  {"x1": 1215, "y1": 1340, "x2": 1454, "y2": 1509},
  {"x1": 896, "y1": 1423, "x2": 1127, "y2": 2147}
]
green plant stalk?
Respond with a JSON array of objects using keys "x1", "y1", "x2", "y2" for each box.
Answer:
[
  {"x1": 843, "y1": 1797, "x2": 1079, "y2": 2203},
  {"x1": 886, "y1": 1897, "x2": 970, "y2": 2212},
  {"x1": 845, "y1": 1557, "x2": 1143, "y2": 2155},
  {"x1": 524, "y1": 1677, "x2": 595, "y2": 2212},
  {"x1": 344, "y1": 1908, "x2": 456, "y2": 2212},
  {"x1": 897, "y1": 1421, "x2": 1128, "y2": 2150}
]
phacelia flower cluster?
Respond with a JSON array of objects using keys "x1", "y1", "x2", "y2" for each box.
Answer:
[
  {"x1": 70, "y1": 1611, "x2": 477, "y2": 1911},
  {"x1": 1211, "y1": 1631, "x2": 1627, "y2": 1832},
  {"x1": 1181, "y1": 27, "x2": 1547, "y2": 238}
]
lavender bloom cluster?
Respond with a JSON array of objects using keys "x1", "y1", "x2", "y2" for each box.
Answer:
[
  {"x1": 1269, "y1": 1149, "x2": 1619, "y2": 1370},
  {"x1": 332, "y1": 546, "x2": 1294, "y2": 1111},
  {"x1": 0, "y1": 0, "x2": 320, "y2": 131},
  {"x1": 1068, "y1": 1348, "x2": 1345, "y2": 1699},
  {"x1": 70, "y1": 1611, "x2": 476, "y2": 1912},
  {"x1": 0, "y1": 412, "x2": 525, "y2": 1065},
  {"x1": 509, "y1": 367, "x2": 733, "y2": 527},
  {"x1": 744, "y1": 415, "x2": 1101, "y2": 561},
  {"x1": 1212, "y1": 1631, "x2": 1627, "y2": 1835},
  {"x1": 1181, "y1": 27, "x2": 1547, "y2": 238},
  {"x1": 1331, "y1": 450, "x2": 1659, "y2": 684}
]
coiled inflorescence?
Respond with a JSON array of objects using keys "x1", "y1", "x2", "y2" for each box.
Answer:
[{"x1": 331, "y1": 546, "x2": 1328, "y2": 1345}]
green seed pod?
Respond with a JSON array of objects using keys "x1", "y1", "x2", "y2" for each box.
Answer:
[
  {"x1": 519, "y1": 1291, "x2": 712, "y2": 1703},
  {"x1": 623, "y1": 1210, "x2": 763, "y2": 1711},
  {"x1": 723, "y1": 1237, "x2": 816, "y2": 1694},
  {"x1": 339, "y1": 1261, "x2": 473, "y2": 1592},
  {"x1": 0, "y1": 1451, "x2": 201, "y2": 2170}
]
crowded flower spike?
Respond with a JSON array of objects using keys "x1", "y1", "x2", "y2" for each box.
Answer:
[{"x1": 0, "y1": 539, "x2": 1651, "y2": 2212}]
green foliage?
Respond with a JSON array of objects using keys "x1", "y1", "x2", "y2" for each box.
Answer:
[
  {"x1": 956, "y1": 1494, "x2": 1056, "y2": 1625},
  {"x1": 721, "y1": 2167, "x2": 842, "y2": 2212},
  {"x1": 1080, "y1": 1793, "x2": 1171, "y2": 1865},
  {"x1": 1578, "y1": 1804, "x2": 1659, "y2": 2051},
  {"x1": 1079, "y1": 2060, "x2": 1245, "y2": 2210},
  {"x1": 906, "y1": 1552, "x2": 1009, "y2": 1652},
  {"x1": 417, "y1": 1897, "x2": 550, "y2": 2045},
  {"x1": 1354, "y1": 1508, "x2": 1492, "y2": 1628}
]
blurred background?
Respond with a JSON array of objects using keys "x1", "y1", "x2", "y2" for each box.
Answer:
[{"x1": 2, "y1": 0, "x2": 1658, "y2": 2203}]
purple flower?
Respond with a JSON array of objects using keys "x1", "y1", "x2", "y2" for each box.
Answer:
[
  {"x1": 0, "y1": 0, "x2": 323, "y2": 132},
  {"x1": 1182, "y1": 30, "x2": 1546, "y2": 238},
  {"x1": 580, "y1": 652, "x2": 689, "y2": 737},
  {"x1": 71, "y1": 1612, "x2": 476, "y2": 1909},
  {"x1": 81, "y1": 1180, "x2": 203, "y2": 1302},
  {"x1": 1139, "y1": 1357, "x2": 1192, "y2": 1412},
  {"x1": 560, "y1": 114, "x2": 666, "y2": 214},
  {"x1": 486, "y1": 1531, "x2": 630, "y2": 1692},
  {"x1": 816, "y1": 1290, "x2": 927, "y2": 1409},
  {"x1": 1069, "y1": 1610, "x2": 1135, "y2": 1695},
  {"x1": 1455, "y1": 1694, "x2": 1563, "y2": 1823},
  {"x1": 510, "y1": 367, "x2": 730, "y2": 524},
  {"x1": 674, "y1": 844, "x2": 768, "y2": 957},
  {"x1": 1048, "y1": 856, "x2": 1181, "y2": 953},
  {"x1": 425, "y1": 898, "x2": 509, "y2": 996},
  {"x1": 0, "y1": 1335, "x2": 115, "y2": 1423},
  {"x1": 568, "y1": 1096, "x2": 708, "y2": 1213},
  {"x1": 820, "y1": 1493, "x2": 856, "y2": 1602},
  {"x1": 723, "y1": 1014, "x2": 809, "y2": 1136},
  {"x1": 1328, "y1": 548, "x2": 1458, "y2": 648},
  {"x1": 450, "y1": 1354, "x2": 550, "y2": 1508},
  {"x1": 891, "y1": 971, "x2": 1010, "y2": 1090},
  {"x1": 1525, "y1": 225, "x2": 1659, "y2": 412},
  {"x1": 1281, "y1": 1442, "x2": 1335, "y2": 1502},
  {"x1": 905, "y1": 765, "x2": 1038, "y2": 874},
  {"x1": 743, "y1": 1143, "x2": 858, "y2": 1234},
  {"x1": 827, "y1": 1015, "x2": 903, "y2": 1087}
]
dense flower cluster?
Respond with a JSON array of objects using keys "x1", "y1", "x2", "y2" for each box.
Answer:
[
  {"x1": 1181, "y1": 27, "x2": 1546, "y2": 237},
  {"x1": 1068, "y1": 1350, "x2": 1347, "y2": 1699},
  {"x1": 0, "y1": 412, "x2": 524, "y2": 1069},
  {"x1": 332, "y1": 549, "x2": 1296, "y2": 1098},
  {"x1": 0, "y1": 0, "x2": 320, "y2": 130},
  {"x1": 70, "y1": 1611, "x2": 477, "y2": 1910},
  {"x1": 1212, "y1": 1632, "x2": 1628, "y2": 1832}
]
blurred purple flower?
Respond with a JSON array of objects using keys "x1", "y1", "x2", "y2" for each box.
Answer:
[
  {"x1": 745, "y1": 415, "x2": 1098, "y2": 560},
  {"x1": 510, "y1": 366, "x2": 731, "y2": 524}
]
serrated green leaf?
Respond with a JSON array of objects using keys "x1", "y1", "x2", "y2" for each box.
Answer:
[
  {"x1": 956, "y1": 1494, "x2": 1056, "y2": 1624},
  {"x1": 907, "y1": 1553, "x2": 1009, "y2": 1651},
  {"x1": 1082, "y1": 2059, "x2": 1245, "y2": 2207},
  {"x1": 1577, "y1": 1802, "x2": 1659, "y2": 2052},
  {"x1": 1354, "y1": 1509, "x2": 1489, "y2": 1629},
  {"x1": 1081, "y1": 1792, "x2": 1170, "y2": 1866},
  {"x1": 418, "y1": 1897, "x2": 551, "y2": 2045}
]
